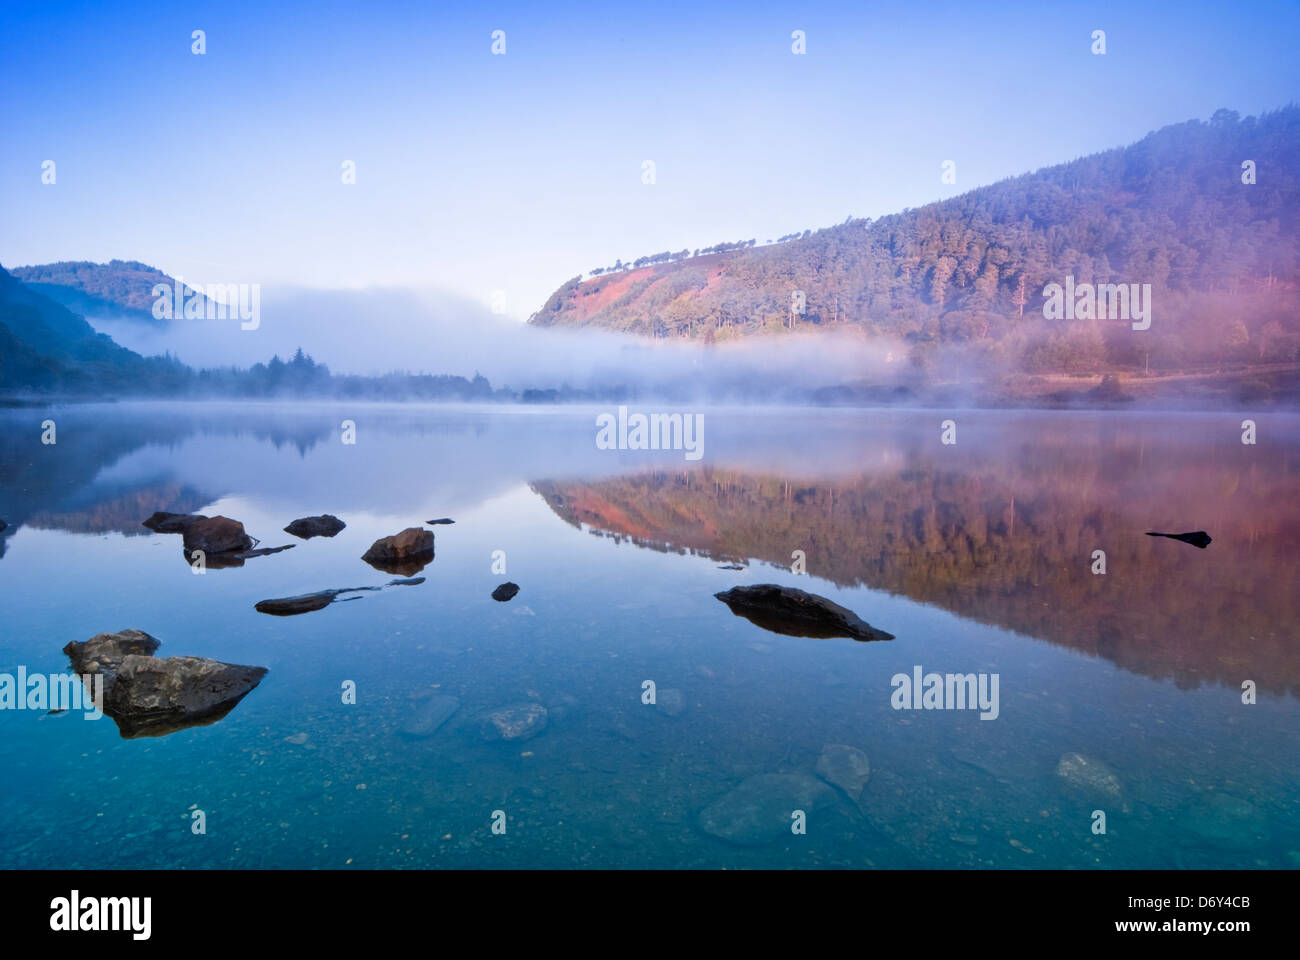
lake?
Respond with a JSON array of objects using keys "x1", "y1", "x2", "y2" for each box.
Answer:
[{"x1": 1, "y1": 401, "x2": 1297, "y2": 868}]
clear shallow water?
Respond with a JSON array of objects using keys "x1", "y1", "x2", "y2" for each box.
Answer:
[{"x1": 0, "y1": 402, "x2": 1297, "y2": 868}]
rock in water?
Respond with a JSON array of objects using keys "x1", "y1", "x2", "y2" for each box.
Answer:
[
  {"x1": 105, "y1": 655, "x2": 268, "y2": 738},
  {"x1": 481, "y1": 702, "x2": 548, "y2": 741},
  {"x1": 426, "y1": 518, "x2": 455, "y2": 525},
  {"x1": 361, "y1": 527, "x2": 434, "y2": 575},
  {"x1": 1182, "y1": 793, "x2": 1269, "y2": 850},
  {"x1": 714, "y1": 584, "x2": 894, "y2": 642},
  {"x1": 255, "y1": 592, "x2": 341, "y2": 616},
  {"x1": 816, "y1": 744, "x2": 871, "y2": 802},
  {"x1": 1056, "y1": 752, "x2": 1124, "y2": 802},
  {"x1": 657, "y1": 688, "x2": 686, "y2": 716},
  {"x1": 399, "y1": 694, "x2": 460, "y2": 738},
  {"x1": 181, "y1": 516, "x2": 255, "y2": 554},
  {"x1": 64, "y1": 629, "x2": 162, "y2": 685},
  {"x1": 698, "y1": 773, "x2": 834, "y2": 846},
  {"x1": 142, "y1": 512, "x2": 203, "y2": 534},
  {"x1": 284, "y1": 515, "x2": 346, "y2": 539},
  {"x1": 63, "y1": 630, "x2": 266, "y2": 739},
  {"x1": 491, "y1": 582, "x2": 520, "y2": 602},
  {"x1": 1145, "y1": 530, "x2": 1212, "y2": 549}
]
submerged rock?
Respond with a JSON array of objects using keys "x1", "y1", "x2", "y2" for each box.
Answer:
[
  {"x1": 361, "y1": 527, "x2": 434, "y2": 575},
  {"x1": 656, "y1": 688, "x2": 687, "y2": 717},
  {"x1": 284, "y1": 515, "x2": 346, "y2": 539},
  {"x1": 698, "y1": 773, "x2": 834, "y2": 845},
  {"x1": 63, "y1": 629, "x2": 266, "y2": 739},
  {"x1": 426, "y1": 518, "x2": 455, "y2": 525},
  {"x1": 1145, "y1": 530, "x2": 1212, "y2": 549},
  {"x1": 1182, "y1": 793, "x2": 1269, "y2": 850},
  {"x1": 816, "y1": 744, "x2": 871, "y2": 803},
  {"x1": 399, "y1": 694, "x2": 460, "y2": 738},
  {"x1": 1056, "y1": 752, "x2": 1124, "y2": 803},
  {"x1": 481, "y1": 702, "x2": 548, "y2": 741},
  {"x1": 491, "y1": 582, "x2": 520, "y2": 602},
  {"x1": 714, "y1": 584, "x2": 894, "y2": 642}
]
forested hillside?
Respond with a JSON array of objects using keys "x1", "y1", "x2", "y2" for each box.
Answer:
[{"x1": 530, "y1": 108, "x2": 1300, "y2": 375}]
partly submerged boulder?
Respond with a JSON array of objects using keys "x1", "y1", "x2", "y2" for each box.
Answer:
[
  {"x1": 63, "y1": 629, "x2": 266, "y2": 739},
  {"x1": 426, "y1": 518, "x2": 455, "y2": 525},
  {"x1": 182, "y1": 516, "x2": 254, "y2": 554},
  {"x1": 64, "y1": 629, "x2": 162, "y2": 686},
  {"x1": 491, "y1": 582, "x2": 520, "y2": 602},
  {"x1": 714, "y1": 584, "x2": 894, "y2": 642},
  {"x1": 361, "y1": 527, "x2": 434, "y2": 575},
  {"x1": 284, "y1": 515, "x2": 346, "y2": 539}
]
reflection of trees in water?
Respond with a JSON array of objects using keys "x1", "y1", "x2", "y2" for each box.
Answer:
[
  {"x1": 533, "y1": 446, "x2": 1300, "y2": 695},
  {"x1": 0, "y1": 408, "x2": 336, "y2": 553}
]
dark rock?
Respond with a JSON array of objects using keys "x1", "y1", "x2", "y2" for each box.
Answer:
[
  {"x1": 142, "y1": 511, "x2": 204, "y2": 534},
  {"x1": 255, "y1": 592, "x2": 341, "y2": 616},
  {"x1": 1145, "y1": 530, "x2": 1212, "y2": 549},
  {"x1": 0, "y1": 519, "x2": 7, "y2": 532},
  {"x1": 717, "y1": 563, "x2": 746, "y2": 570},
  {"x1": 181, "y1": 516, "x2": 255, "y2": 554},
  {"x1": 399, "y1": 694, "x2": 460, "y2": 738},
  {"x1": 63, "y1": 629, "x2": 266, "y2": 739},
  {"x1": 491, "y1": 582, "x2": 520, "y2": 602},
  {"x1": 426, "y1": 518, "x2": 455, "y2": 525},
  {"x1": 104, "y1": 655, "x2": 267, "y2": 739},
  {"x1": 714, "y1": 584, "x2": 894, "y2": 642},
  {"x1": 284, "y1": 515, "x2": 346, "y2": 539},
  {"x1": 481, "y1": 702, "x2": 548, "y2": 741},
  {"x1": 387, "y1": 577, "x2": 425, "y2": 586},
  {"x1": 64, "y1": 629, "x2": 162, "y2": 687},
  {"x1": 361, "y1": 527, "x2": 434, "y2": 575},
  {"x1": 698, "y1": 773, "x2": 834, "y2": 845}
]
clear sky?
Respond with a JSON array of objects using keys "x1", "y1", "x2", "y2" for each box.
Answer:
[{"x1": 2, "y1": 0, "x2": 1298, "y2": 319}]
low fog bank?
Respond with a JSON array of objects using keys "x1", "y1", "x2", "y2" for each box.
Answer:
[{"x1": 85, "y1": 284, "x2": 933, "y2": 401}]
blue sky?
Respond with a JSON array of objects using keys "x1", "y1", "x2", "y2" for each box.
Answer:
[{"x1": 2, "y1": 0, "x2": 1298, "y2": 319}]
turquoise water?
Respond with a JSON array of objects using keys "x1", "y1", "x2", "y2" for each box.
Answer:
[{"x1": 0, "y1": 402, "x2": 1297, "y2": 868}]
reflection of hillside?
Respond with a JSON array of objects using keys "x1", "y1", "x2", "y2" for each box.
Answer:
[
  {"x1": 532, "y1": 440, "x2": 1300, "y2": 695},
  {"x1": 27, "y1": 482, "x2": 210, "y2": 536},
  {"x1": 0, "y1": 408, "x2": 332, "y2": 556}
]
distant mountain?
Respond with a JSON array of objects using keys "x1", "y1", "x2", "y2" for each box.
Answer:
[
  {"x1": 0, "y1": 264, "x2": 190, "y2": 393},
  {"x1": 8, "y1": 259, "x2": 212, "y2": 328},
  {"x1": 530, "y1": 107, "x2": 1300, "y2": 375}
]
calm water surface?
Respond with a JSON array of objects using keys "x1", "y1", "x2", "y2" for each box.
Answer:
[{"x1": 1, "y1": 402, "x2": 1297, "y2": 868}]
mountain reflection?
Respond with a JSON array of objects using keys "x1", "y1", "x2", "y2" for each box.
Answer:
[{"x1": 533, "y1": 434, "x2": 1300, "y2": 695}]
